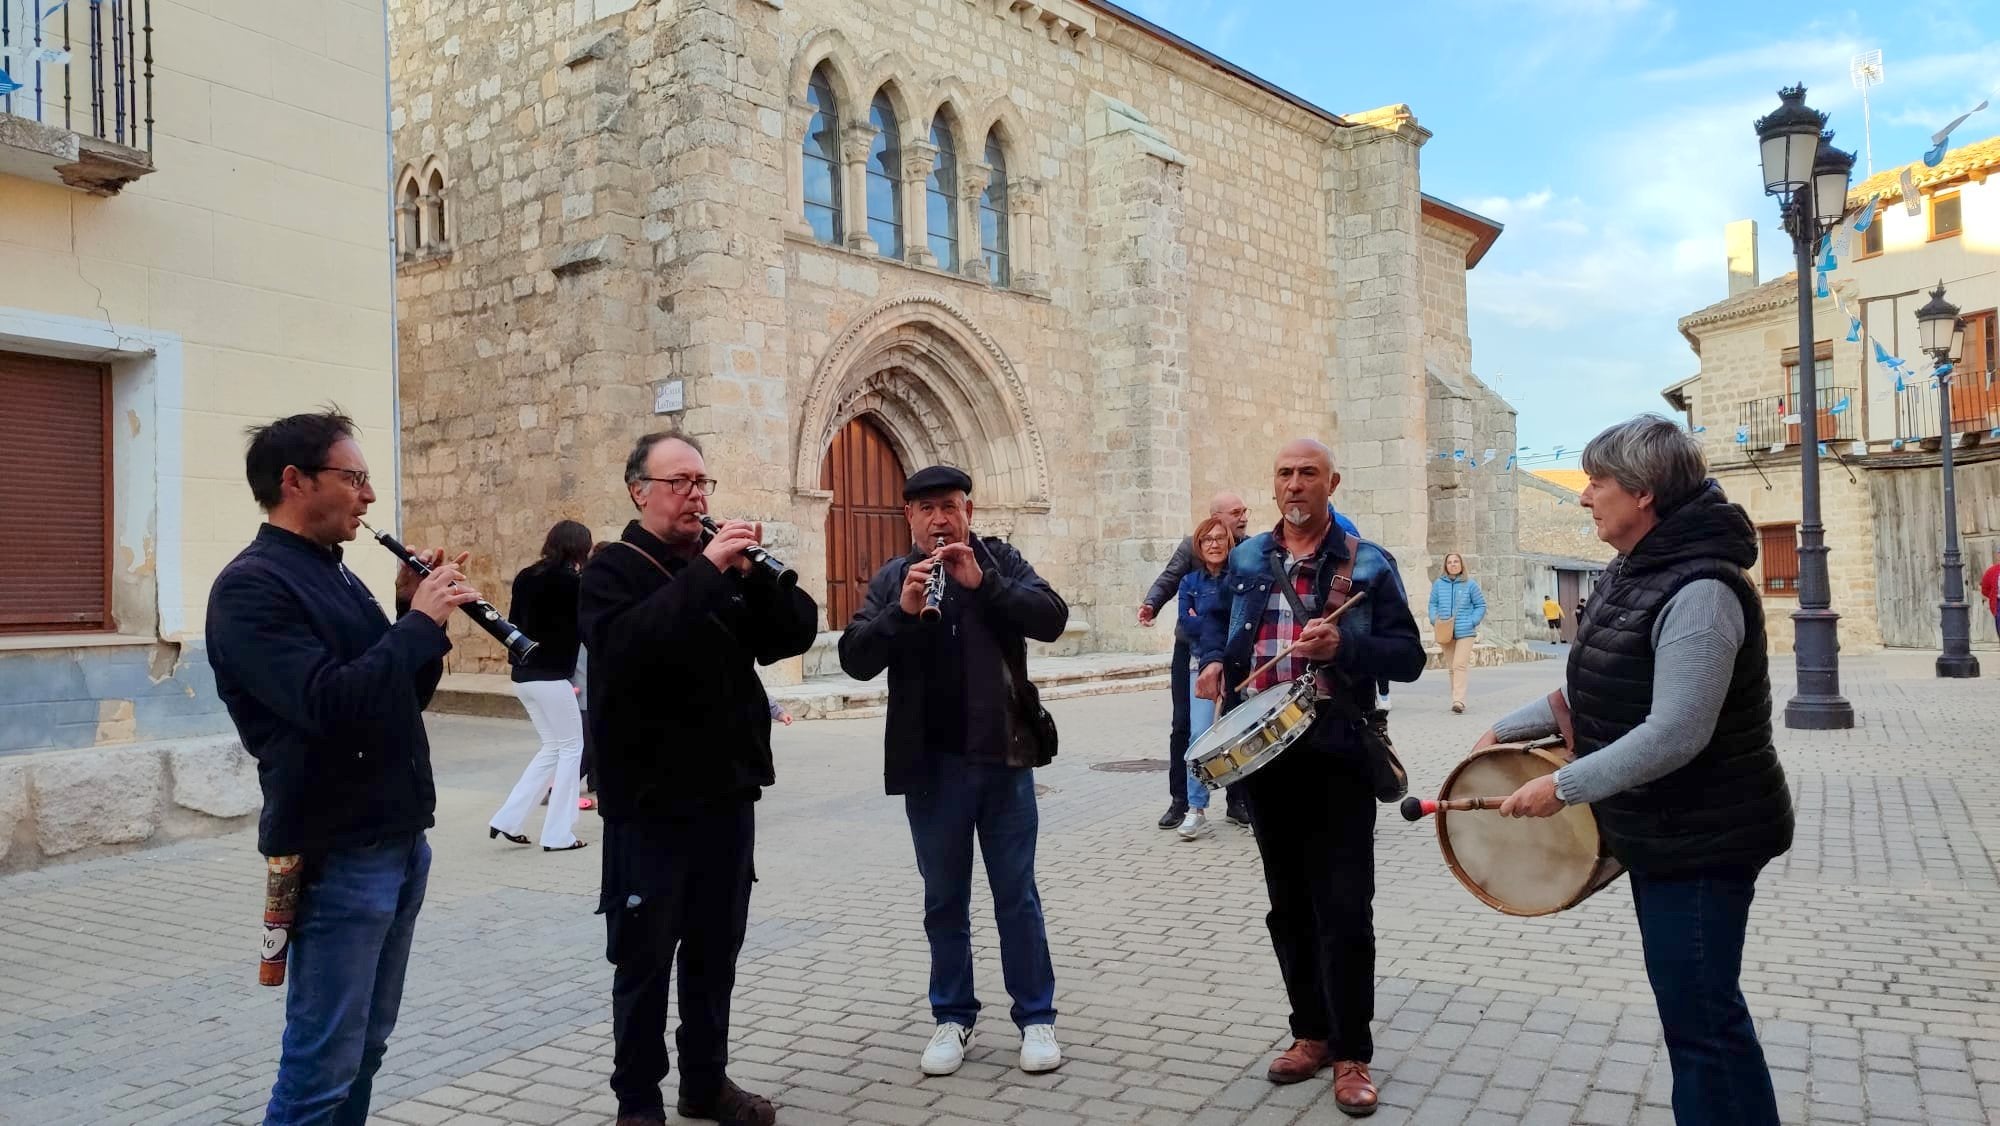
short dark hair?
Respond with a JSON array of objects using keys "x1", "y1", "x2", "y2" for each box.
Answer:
[
  {"x1": 243, "y1": 409, "x2": 357, "y2": 511},
  {"x1": 623, "y1": 430, "x2": 703, "y2": 488}
]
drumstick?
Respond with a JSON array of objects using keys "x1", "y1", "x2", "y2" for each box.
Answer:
[
  {"x1": 1233, "y1": 592, "x2": 1368, "y2": 695},
  {"x1": 1399, "y1": 795, "x2": 1508, "y2": 821}
]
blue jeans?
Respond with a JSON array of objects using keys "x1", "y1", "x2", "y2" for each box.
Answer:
[
  {"x1": 904, "y1": 763, "x2": 1057, "y2": 1029},
  {"x1": 266, "y1": 834, "x2": 431, "y2": 1126},
  {"x1": 1185, "y1": 694, "x2": 1214, "y2": 810},
  {"x1": 1630, "y1": 864, "x2": 1779, "y2": 1126}
]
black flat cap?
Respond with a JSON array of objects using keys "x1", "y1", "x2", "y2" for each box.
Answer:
[{"x1": 904, "y1": 465, "x2": 973, "y2": 500}]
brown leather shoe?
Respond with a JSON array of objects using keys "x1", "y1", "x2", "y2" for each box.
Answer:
[
  {"x1": 1333, "y1": 1060, "x2": 1378, "y2": 1117},
  {"x1": 1265, "y1": 1038, "x2": 1333, "y2": 1084}
]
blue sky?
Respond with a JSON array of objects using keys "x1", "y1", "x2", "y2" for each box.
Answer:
[{"x1": 1120, "y1": 0, "x2": 1999, "y2": 464}]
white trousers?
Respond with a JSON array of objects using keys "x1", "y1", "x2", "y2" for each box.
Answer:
[{"x1": 490, "y1": 678, "x2": 584, "y2": 848}]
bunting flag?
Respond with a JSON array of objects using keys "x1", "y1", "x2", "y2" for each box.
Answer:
[
  {"x1": 1896, "y1": 372, "x2": 1905, "y2": 392},
  {"x1": 1901, "y1": 168, "x2": 1921, "y2": 216},
  {"x1": 1830, "y1": 396, "x2": 1849, "y2": 415},
  {"x1": 1928, "y1": 100, "x2": 1989, "y2": 164},
  {"x1": 1818, "y1": 442, "x2": 1829, "y2": 458},
  {"x1": 1692, "y1": 426, "x2": 1707, "y2": 434},
  {"x1": 1872, "y1": 339, "x2": 1909, "y2": 373},
  {"x1": 1735, "y1": 426, "x2": 1750, "y2": 444},
  {"x1": 1816, "y1": 272, "x2": 1830, "y2": 299},
  {"x1": 1503, "y1": 454, "x2": 1516, "y2": 470},
  {"x1": 0, "y1": 69, "x2": 22, "y2": 98},
  {"x1": 1851, "y1": 196, "x2": 1882, "y2": 232}
]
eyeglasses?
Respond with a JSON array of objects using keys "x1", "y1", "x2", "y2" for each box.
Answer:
[
  {"x1": 306, "y1": 466, "x2": 370, "y2": 490},
  {"x1": 1198, "y1": 535, "x2": 1232, "y2": 545},
  {"x1": 635, "y1": 476, "x2": 719, "y2": 497}
]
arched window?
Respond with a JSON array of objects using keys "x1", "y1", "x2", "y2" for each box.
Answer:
[
  {"x1": 926, "y1": 115, "x2": 958, "y2": 270},
  {"x1": 424, "y1": 167, "x2": 448, "y2": 251},
  {"x1": 396, "y1": 170, "x2": 421, "y2": 259},
  {"x1": 802, "y1": 66, "x2": 842, "y2": 244},
  {"x1": 866, "y1": 91, "x2": 902, "y2": 258},
  {"x1": 980, "y1": 131, "x2": 1009, "y2": 286}
]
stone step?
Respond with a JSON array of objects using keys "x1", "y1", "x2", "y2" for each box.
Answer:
[{"x1": 432, "y1": 649, "x2": 1171, "y2": 722}]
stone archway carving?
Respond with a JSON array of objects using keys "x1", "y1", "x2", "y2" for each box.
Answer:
[{"x1": 795, "y1": 294, "x2": 1050, "y2": 508}]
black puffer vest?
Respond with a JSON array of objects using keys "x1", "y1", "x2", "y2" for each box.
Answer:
[{"x1": 1568, "y1": 482, "x2": 1793, "y2": 874}]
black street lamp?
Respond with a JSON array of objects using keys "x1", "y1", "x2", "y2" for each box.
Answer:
[
  {"x1": 1755, "y1": 85, "x2": 1856, "y2": 729},
  {"x1": 1916, "y1": 281, "x2": 1981, "y2": 678}
]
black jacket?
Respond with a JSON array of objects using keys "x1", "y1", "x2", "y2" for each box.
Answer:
[
  {"x1": 206, "y1": 524, "x2": 450, "y2": 857},
  {"x1": 507, "y1": 561, "x2": 581, "y2": 683},
  {"x1": 1568, "y1": 482, "x2": 1793, "y2": 874},
  {"x1": 578, "y1": 521, "x2": 818, "y2": 819},
  {"x1": 837, "y1": 536, "x2": 1068, "y2": 795}
]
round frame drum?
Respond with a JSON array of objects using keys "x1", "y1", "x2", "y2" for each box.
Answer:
[
  {"x1": 1188, "y1": 678, "x2": 1317, "y2": 790},
  {"x1": 1435, "y1": 742, "x2": 1624, "y2": 916}
]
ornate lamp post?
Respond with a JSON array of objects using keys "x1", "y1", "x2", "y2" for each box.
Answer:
[
  {"x1": 1755, "y1": 85, "x2": 1856, "y2": 728},
  {"x1": 1917, "y1": 281, "x2": 1980, "y2": 678}
]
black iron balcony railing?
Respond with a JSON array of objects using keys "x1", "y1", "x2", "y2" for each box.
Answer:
[
  {"x1": 1894, "y1": 365, "x2": 2000, "y2": 443},
  {"x1": 1, "y1": 0, "x2": 152, "y2": 153},
  {"x1": 1736, "y1": 386, "x2": 1858, "y2": 450}
]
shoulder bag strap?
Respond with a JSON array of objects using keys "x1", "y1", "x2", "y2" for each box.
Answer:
[{"x1": 611, "y1": 540, "x2": 672, "y2": 579}]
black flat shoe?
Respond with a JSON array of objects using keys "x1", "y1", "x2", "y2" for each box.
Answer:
[
  {"x1": 543, "y1": 840, "x2": 589, "y2": 852},
  {"x1": 1157, "y1": 803, "x2": 1187, "y2": 829},
  {"x1": 489, "y1": 827, "x2": 530, "y2": 845}
]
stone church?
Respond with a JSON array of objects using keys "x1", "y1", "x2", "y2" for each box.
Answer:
[{"x1": 387, "y1": 0, "x2": 1524, "y2": 675}]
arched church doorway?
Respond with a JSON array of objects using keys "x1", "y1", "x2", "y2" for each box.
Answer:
[{"x1": 820, "y1": 415, "x2": 908, "y2": 626}]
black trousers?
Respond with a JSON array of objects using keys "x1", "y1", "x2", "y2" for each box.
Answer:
[
  {"x1": 606, "y1": 806, "x2": 754, "y2": 1115},
  {"x1": 1167, "y1": 634, "x2": 1191, "y2": 803},
  {"x1": 1243, "y1": 746, "x2": 1376, "y2": 1061}
]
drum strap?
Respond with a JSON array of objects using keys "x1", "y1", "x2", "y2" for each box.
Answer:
[
  {"x1": 1267, "y1": 534, "x2": 1360, "y2": 622},
  {"x1": 1547, "y1": 688, "x2": 1576, "y2": 748}
]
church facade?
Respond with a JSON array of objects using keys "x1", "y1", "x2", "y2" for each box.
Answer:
[{"x1": 388, "y1": 0, "x2": 1523, "y2": 672}]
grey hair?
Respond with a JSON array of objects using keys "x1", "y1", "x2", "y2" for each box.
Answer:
[
  {"x1": 1580, "y1": 414, "x2": 1707, "y2": 511},
  {"x1": 623, "y1": 430, "x2": 703, "y2": 488}
]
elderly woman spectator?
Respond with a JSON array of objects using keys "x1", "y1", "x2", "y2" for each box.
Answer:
[{"x1": 1480, "y1": 414, "x2": 1791, "y2": 1126}]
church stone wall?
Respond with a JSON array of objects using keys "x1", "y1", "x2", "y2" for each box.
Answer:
[{"x1": 388, "y1": 0, "x2": 1515, "y2": 670}]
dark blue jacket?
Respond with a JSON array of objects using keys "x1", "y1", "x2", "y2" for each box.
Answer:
[
  {"x1": 1173, "y1": 566, "x2": 1227, "y2": 645},
  {"x1": 206, "y1": 524, "x2": 451, "y2": 857},
  {"x1": 1195, "y1": 524, "x2": 1425, "y2": 753}
]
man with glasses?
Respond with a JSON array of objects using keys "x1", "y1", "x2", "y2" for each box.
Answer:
[
  {"x1": 580, "y1": 431, "x2": 817, "y2": 1126},
  {"x1": 207, "y1": 410, "x2": 481, "y2": 1125}
]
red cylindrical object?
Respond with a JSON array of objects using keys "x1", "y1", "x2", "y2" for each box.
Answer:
[{"x1": 259, "y1": 854, "x2": 303, "y2": 986}]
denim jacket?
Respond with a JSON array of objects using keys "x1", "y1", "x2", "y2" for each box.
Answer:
[
  {"x1": 1173, "y1": 566, "x2": 1228, "y2": 645},
  {"x1": 1194, "y1": 524, "x2": 1427, "y2": 724}
]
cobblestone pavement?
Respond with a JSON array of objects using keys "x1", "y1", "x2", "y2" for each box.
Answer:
[{"x1": 3, "y1": 652, "x2": 1999, "y2": 1125}]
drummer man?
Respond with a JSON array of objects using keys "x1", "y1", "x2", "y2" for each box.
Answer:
[{"x1": 1195, "y1": 438, "x2": 1425, "y2": 1117}]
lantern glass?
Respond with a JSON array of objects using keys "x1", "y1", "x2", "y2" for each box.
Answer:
[
  {"x1": 1951, "y1": 323, "x2": 1967, "y2": 365},
  {"x1": 1920, "y1": 308, "x2": 1954, "y2": 354},
  {"x1": 1760, "y1": 129, "x2": 1819, "y2": 195}
]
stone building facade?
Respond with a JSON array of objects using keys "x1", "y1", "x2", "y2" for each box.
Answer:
[{"x1": 387, "y1": 0, "x2": 1524, "y2": 674}]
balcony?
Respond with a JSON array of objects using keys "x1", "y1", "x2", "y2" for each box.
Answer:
[
  {"x1": 1737, "y1": 387, "x2": 1857, "y2": 451},
  {"x1": 1893, "y1": 370, "x2": 2000, "y2": 444},
  {"x1": 0, "y1": 0, "x2": 153, "y2": 194}
]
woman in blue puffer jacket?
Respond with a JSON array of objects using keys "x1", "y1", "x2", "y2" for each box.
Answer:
[
  {"x1": 1428, "y1": 552, "x2": 1486, "y2": 715},
  {"x1": 1171, "y1": 516, "x2": 1233, "y2": 840}
]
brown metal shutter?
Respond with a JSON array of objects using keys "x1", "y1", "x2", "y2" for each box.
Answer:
[{"x1": 0, "y1": 352, "x2": 112, "y2": 632}]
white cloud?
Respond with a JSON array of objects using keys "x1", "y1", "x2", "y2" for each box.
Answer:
[
  {"x1": 1637, "y1": 37, "x2": 1858, "y2": 84},
  {"x1": 1467, "y1": 188, "x2": 1554, "y2": 217}
]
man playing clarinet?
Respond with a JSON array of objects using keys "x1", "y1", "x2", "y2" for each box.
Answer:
[
  {"x1": 1194, "y1": 438, "x2": 1425, "y2": 1117},
  {"x1": 580, "y1": 431, "x2": 818, "y2": 1126},
  {"x1": 837, "y1": 466, "x2": 1070, "y2": 1079},
  {"x1": 208, "y1": 410, "x2": 479, "y2": 1125}
]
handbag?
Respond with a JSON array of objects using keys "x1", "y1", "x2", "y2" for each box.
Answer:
[{"x1": 1433, "y1": 579, "x2": 1462, "y2": 645}]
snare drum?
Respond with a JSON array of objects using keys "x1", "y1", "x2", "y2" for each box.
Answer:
[
  {"x1": 1187, "y1": 677, "x2": 1317, "y2": 790},
  {"x1": 1433, "y1": 741, "x2": 1624, "y2": 916}
]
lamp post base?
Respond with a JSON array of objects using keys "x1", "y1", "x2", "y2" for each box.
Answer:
[
  {"x1": 1784, "y1": 694, "x2": 1857, "y2": 729},
  {"x1": 1937, "y1": 653, "x2": 1981, "y2": 678}
]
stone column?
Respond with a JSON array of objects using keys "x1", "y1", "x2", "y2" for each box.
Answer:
[
  {"x1": 1327, "y1": 104, "x2": 1433, "y2": 601},
  {"x1": 840, "y1": 127, "x2": 878, "y2": 256},
  {"x1": 902, "y1": 139, "x2": 938, "y2": 268},
  {"x1": 958, "y1": 162, "x2": 991, "y2": 281},
  {"x1": 784, "y1": 95, "x2": 816, "y2": 240},
  {"x1": 1010, "y1": 176, "x2": 1048, "y2": 295},
  {"x1": 1085, "y1": 93, "x2": 1190, "y2": 655}
]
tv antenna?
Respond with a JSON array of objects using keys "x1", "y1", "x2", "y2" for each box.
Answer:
[{"x1": 1851, "y1": 50, "x2": 1884, "y2": 175}]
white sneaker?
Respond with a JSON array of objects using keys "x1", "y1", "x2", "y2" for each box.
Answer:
[
  {"x1": 921, "y1": 1022, "x2": 972, "y2": 1075},
  {"x1": 1020, "y1": 1024, "x2": 1063, "y2": 1073},
  {"x1": 1376, "y1": 693, "x2": 1392, "y2": 713},
  {"x1": 1176, "y1": 809, "x2": 1211, "y2": 840}
]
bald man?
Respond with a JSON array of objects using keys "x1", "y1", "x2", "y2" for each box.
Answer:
[
  {"x1": 1194, "y1": 439, "x2": 1425, "y2": 1116},
  {"x1": 1139, "y1": 491, "x2": 1249, "y2": 828}
]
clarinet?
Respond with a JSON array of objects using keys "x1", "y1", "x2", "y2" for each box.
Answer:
[
  {"x1": 359, "y1": 520, "x2": 539, "y2": 664},
  {"x1": 919, "y1": 535, "x2": 948, "y2": 622},
  {"x1": 698, "y1": 515, "x2": 798, "y2": 588}
]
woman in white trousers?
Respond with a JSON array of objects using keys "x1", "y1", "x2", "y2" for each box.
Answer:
[{"x1": 489, "y1": 520, "x2": 591, "y2": 852}]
